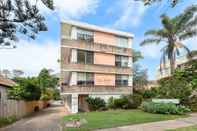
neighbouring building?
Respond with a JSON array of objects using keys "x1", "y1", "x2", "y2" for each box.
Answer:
[
  {"x1": 0, "y1": 76, "x2": 16, "y2": 101},
  {"x1": 60, "y1": 20, "x2": 134, "y2": 113},
  {"x1": 156, "y1": 51, "x2": 197, "y2": 80}
]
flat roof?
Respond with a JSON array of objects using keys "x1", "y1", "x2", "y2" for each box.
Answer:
[{"x1": 61, "y1": 20, "x2": 134, "y2": 38}]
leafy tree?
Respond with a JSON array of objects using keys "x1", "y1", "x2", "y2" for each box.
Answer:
[
  {"x1": 9, "y1": 77, "x2": 41, "y2": 101},
  {"x1": 157, "y1": 78, "x2": 192, "y2": 102},
  {"x1": 140, "y1": 5, "x2": 197, "y2": 74},
  {"x1": 133, "y1": 50, "x2": 143, "y2": 63},
  {"x1": 0, "y1": 0, "x2": 53, "y2": 48},
  {"x1": 37, "y1": 68, "x2": 58, "y2": 91},
  {"x1": 37, "y1": 68, "x2": 59, "y2": 100},
  {"x1": 133, "y1": 64, "x2": 148, "y2": 90},
  {"x1": 155, "y1": 60, "x2": 197, "y2": 103},
  {"x1": 136, "y1": 0, "x2": 183, "y2": 7}
]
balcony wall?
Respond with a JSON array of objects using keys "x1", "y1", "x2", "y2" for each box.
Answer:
[
  {"x1": 61, "y1": 86, "x2": 133, "y2": 94},
  {"x1": 61, "y1": 39, "x2": 132, "y2": 57},
  {"x1": 62, "y1": 63, "x2": 132, "y2": 75}
]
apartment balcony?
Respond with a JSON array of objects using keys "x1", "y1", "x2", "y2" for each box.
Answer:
[
  {"x1": 61, "y1": 38, "x2": 132, "y2": 57},
  {"x1": 61, "y1": 85, "x2": 133, "y2": 95},
  {"x1": 61, "y1": 63, "x2": 132, "y2": 75}
]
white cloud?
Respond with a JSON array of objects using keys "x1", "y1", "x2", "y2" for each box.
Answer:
[
  {"x1": 112, "y1": 0, "x2": 147, "y2": 28},
  {"x1": 140, "y1": 44, "x2": 163, "y2": 59},
  {"x1": 0, "y1": 40, "x2": 59, "y2": 76},
  {"x1": 35, "y1": 0, "x2": 99, "y2": 19},
  {"x1": 183, "y1": 37, "x2": 197, "y2": 51}
]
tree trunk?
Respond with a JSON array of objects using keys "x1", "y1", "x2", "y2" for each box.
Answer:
[{"x1": 170, "y1": 55, "x2": 175, "y2": 75}]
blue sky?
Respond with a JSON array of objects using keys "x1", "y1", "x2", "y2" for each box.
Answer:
[{"x1": 0, "y1": 0, "x2": 196, "y2": 80}]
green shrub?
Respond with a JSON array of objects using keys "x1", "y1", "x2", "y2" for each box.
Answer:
[
  {"x1": 107, "y1": 94, "x2": 143, "y2": 109},
  {"x1": 0, "y1": 116, "x2": 17, "y2": 128},
  {"x1": 113, "y1": 96, "x2": 129, "y2": 109},
  {"x1": 107, "y1": 97, "x2": 115, "y2": 109},
  {"x1": 141, "y1": 101, "x2": 191, "y2": 115},
  {"x1": 183, "y1": 95, "x2": 197, "y2": 112},
  {"x1": 86, "y1": 97, "x2": 106, "y2": 111},
  {"x1": 127, "y1": 94, "x2": 143, "y2": 109},
  {"x1": 143, "y1": 88, "x2": 157, "y2": 99}
]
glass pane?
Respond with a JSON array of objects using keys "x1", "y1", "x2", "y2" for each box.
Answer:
[
  {"x1": 116, "y1": 37, "x2": 128, "y2": 48},
  {"x1": 115, "y1": 55, "x2": 121, "y2": 67},
  {"x1": 86, "y1": 51, "x2": 93, "y2": 64},
  {"x1": 77, "y1": 72, "x2": 86, "y2": 81},
  {"x1": 121, "y1": 56, "x2": 128, "y2": 67},
  {"x1": 77, "y1": 50, "x2": 85, "y2": 64},
  {"x1": 86, "y1": 73, "x2": 94, "y2": 85}
]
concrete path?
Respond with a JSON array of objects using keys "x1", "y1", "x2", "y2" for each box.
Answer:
[
  {"x1": 1, "y1": 102, "x2": 69, "y2": 131},
  {"x1": 97, "y1": 113, "x2": 197, "y2": 131}
]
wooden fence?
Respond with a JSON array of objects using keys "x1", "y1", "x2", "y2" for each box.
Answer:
[{"x1": 0, "y1": 100, "x2": 48, "y2": 118}]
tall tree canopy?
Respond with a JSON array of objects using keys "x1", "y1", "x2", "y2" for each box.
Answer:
[
  {"x1": 0, "y1": 0, "x2": 53, "y2": 48},
  {"x1": 140, "y1": 5, "x2": 197, "y2": 74},
  {"x1": 136, "y1": 0, "x2": 183, "y2": 7}
]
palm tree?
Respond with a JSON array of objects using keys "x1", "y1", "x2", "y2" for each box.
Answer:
[{"x1": 140, "y1": 5, "x2": 197, "y2": 74}]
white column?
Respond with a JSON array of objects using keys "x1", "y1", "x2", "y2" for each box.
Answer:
[
  {"x1": 71, "y1": 26, "x2": 77, "y2": 40},
  {"x1": 128, "y1": 75, "x2": 133, "y2": 87},
  {"x1": 71, "y1": 94, "x2": 78, "y2": 113},
  {"x1": 128, "y1": 38, "x2": 132, "y2": 48},
  {"x1": 71, "y1": 49, "x2": 77, "y2": 63},
  {"x1": 128, "y1": 57, "x2": 133, "y2": 68},
  {"x1": 70, "y1": 72, "x2": 77, "y2": 86}
]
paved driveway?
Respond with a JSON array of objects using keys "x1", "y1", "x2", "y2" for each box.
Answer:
[{"x1": 1, "y1": 103, "x2": 69, "y2": 131}]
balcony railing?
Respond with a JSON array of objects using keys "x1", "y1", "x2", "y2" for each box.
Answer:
[
  {"x1": 61, "y1": 39, "x2": 132, "y2": 57},
  {"x1": 77, "y1": 33, "x2": 94, "y2": 42}
]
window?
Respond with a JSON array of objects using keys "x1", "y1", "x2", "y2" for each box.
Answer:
[
  {"x1": 77, "y1": 50, "x2": 93, "y2": 64},
  {"x1": 77, "y1": 72, "x2": 94, "y2": 86},
  {"x1": 115, "y1": 55, "x2": 129, "y2": 67},
  {"x1": 116, "y1": 75, "x2": 128, "y2": 86},
  {"x1": 77, "y1": 28, "x2": 93, "y2": 42},
  {"x1": 116, "y1": 36, "x2": 128, "y2": 48}
]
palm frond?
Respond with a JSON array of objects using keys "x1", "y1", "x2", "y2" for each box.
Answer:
[
  {"x1": 41, "y1": 0, "x2": 54, "y2": 10},
  {"x1": 179, "y1": 29, "x2": 197, "y2": 40},
  {"x1": 140, "y1": 38, "x2": 162, "y2": 46},
  {"x1": 145, "y1": 29, "x2": 168, "y2": 38},
  {"x1": 185, "y1": 16, "x2": 197, "y2": 29},
  {"x1": 175, "y1": 4, "x2": 197, "y2": 33}
]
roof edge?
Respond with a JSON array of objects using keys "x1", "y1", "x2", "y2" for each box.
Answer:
[{"x1": 61, "y1": 20, "x2": 134, "y2": 38}]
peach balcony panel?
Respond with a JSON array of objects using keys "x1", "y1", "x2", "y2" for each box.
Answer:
[
  {"x1": 94, "y1": 74, "x2": 115, "y2": 86},
  {"x1": 94, "y1": 52, "x2": 115, "y2": 66},
  {"x1": 94, "y1": 31, "x2": 116, "y2": 46}
]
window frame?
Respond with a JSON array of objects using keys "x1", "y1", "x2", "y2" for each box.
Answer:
[
  {"x1": 77, "y1": 72, "x2": 94, "y2": 86},
  {"x1": 115, "y1": 75, "x2": 128, "y2": 86},
  {"x1": 115, "y1": 55, "x2": 129, "y2": 67},
  {"x1": 77, "y1": 50, "x2": 93, "y2": 64}
]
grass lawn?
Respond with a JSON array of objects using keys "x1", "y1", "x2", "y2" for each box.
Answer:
[
  {"x1": 167, "y1": 125, "x2": 197, "y2": 131},
  {"x1": 63, "y1": 110, "x2": 186, "y2": 131},
  {"x1": 0, "y1": 116, "x2": 17, "y2": 128}
]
